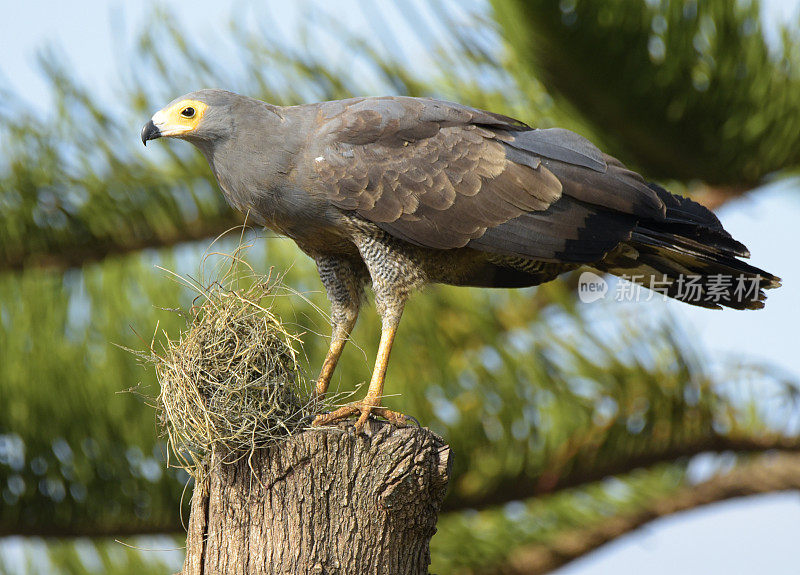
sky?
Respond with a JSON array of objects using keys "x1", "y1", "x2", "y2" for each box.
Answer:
[{"x1": 2, "y1": 0, "x2": 800, "y2": 573}]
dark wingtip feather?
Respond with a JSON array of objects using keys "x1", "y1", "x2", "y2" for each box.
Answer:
[
  {"x1": 597, "y1": 237, "x2": 779, "y2": 310},
  {"x1": 644, "y1": 182, "x2": 751, "y2": 258}
]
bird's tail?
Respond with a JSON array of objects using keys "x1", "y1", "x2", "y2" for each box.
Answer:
[{"x1": 594, "y1": 183, "x2": 781, "y2": 310}]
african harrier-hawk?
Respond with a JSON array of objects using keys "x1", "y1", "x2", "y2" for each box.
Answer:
[{"x1": 143, "y1": 90, "x2": 779, "y2": 430}]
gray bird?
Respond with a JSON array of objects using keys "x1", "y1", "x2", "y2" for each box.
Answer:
[{"x1": 142, "y1": 89, "x2": 779, "y2": 431}]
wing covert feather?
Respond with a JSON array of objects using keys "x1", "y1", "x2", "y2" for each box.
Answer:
[
  {"x1": 311, "y1": 97, "x2": 563, "y2": 249},
  {"x1": 309, "y1": 96, "x2": 667, "y2": 261}
]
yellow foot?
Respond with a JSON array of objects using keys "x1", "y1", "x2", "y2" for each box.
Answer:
[{"x1": 312, "y1": 401, "x2": 408, "y2": 433}]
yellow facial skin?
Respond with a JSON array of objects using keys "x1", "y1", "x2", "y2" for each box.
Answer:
[{"x1": 150, "y1": 99, "x2": 208, "y2": 137}]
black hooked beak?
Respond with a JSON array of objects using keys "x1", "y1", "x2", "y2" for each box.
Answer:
[{"x1": 141, "y1": 120, "x2": 161, "y2": 146}]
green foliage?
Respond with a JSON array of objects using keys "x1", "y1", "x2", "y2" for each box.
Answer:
[
  {"x1": 0, "y1": 58, "x2": 236, "y2": 271},
  {"x1": 0, "y1": 252, "x2": 191, "y2": 536},
  {"x1": 492, "y1": 0, "x2": 800, "y2": 184},
  {"x1": 431, "y1": 465, "x2": 685, "y2": 573}
]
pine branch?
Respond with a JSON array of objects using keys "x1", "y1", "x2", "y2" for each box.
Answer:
[
  {"x1": 480, "y1": 452, "x2": 800, "y2": 575},
  {"x1": 443, "y1": 433, "x2": 800, "y2": 512},
  {"x1": 1, "y1": 213, "x2": 245, "y2": 273},
  {"x1": 493, "y1": 0, "x2": 800, "y2": 185},
  {"x1": 0, "y1": 522, "x2": 185, "y2": 539},
  {"x1": 692, "y1": 184, "x2": 754, "y2": 212}
]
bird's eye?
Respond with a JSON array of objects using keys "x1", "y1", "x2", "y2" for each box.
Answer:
[{"x1": 181, "y1": 107, "x2": 196, "y2": 118}]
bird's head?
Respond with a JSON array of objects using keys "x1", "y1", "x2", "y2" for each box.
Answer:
[{"x1": 141, "y1": 89, "x2": 240, "y2": 146}]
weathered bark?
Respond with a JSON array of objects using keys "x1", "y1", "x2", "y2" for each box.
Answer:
[{"x1": 181, "y1": 419, "x2": 451, "y2": 574}]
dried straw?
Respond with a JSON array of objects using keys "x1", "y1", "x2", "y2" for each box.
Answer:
[
  {"x1": 129, "y1": 230, "x2": 328, "y2": 480},
  {"x1": 154, "y1": 277, "x2": 316, "y2": 479}
]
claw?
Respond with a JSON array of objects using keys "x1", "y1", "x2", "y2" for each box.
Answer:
[{"x1": 312, "y1": 401, "x2": 408, "y2": 433}]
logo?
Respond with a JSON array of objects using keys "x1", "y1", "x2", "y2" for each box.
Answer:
[
  {"x1": 576, "y1": 272, "x2": 762, "y2": 304},
  {"x1": 578, "y1": 271, "x2": 608, "y2": 303}
]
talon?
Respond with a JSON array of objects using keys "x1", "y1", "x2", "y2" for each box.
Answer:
[
  {"x1": 312, "y1": 404, "x2": 359, "y2": 427},
  {"x1": 312, "y1": 401, "x2": 409, "y2": 432},
  {"x1": 404, "y1": 414, "x2": 421, "y2": 428},
  {"x1": 371, "y1": 406, "x2": 407, "y2": 427},
  {"x1": 355, "y1": 408, "x2": 371, "y2": 433}
]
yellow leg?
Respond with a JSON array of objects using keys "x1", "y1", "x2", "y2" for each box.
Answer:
[
  {"x1": 315, "y1": 336, "x2": 347, "y2": 398},
  {"x1": 313, "y1": 256, "x2": 363, "y2": 400},
  {"x1": 312, "y1": 322, "x2": 407, "y2": 432},
  {"x1": 315, "y1": 306, "x2": 359, "y2": 399}
]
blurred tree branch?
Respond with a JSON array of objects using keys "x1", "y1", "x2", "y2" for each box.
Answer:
[
  {"x1": 692, "y1": 183, "x2": 753, "y2": 211},
  {"x1": 443, "y1": 432, "x2": 800, "y2": 511},
  {"x1": 2, "y1": 212, "x2": 243, "y2": 272},
  {"x1": 0, "y1": 521, "x2": 183, "y2": 539},
  {"x1": 479, "y1": 453, "x2": 800, "y2": 575}
]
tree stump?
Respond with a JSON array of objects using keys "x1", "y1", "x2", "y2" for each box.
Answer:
[{"x1": 181, "y1": 420, "x2": 452, "y2": 574}]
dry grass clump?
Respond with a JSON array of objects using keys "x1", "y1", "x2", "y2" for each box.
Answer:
[{"x1": 146, "y1": 260, "x2": 318, "y2": 478}]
